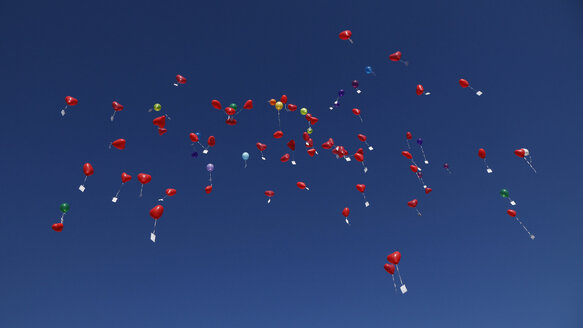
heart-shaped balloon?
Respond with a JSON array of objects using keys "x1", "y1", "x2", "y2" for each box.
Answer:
[
  {"x1": 189, "y1": 133, "x2": 199, "y2": 142},
  {"x1": 83, "y1": 163, "x2": 94, "y2": 176},
  {"x1": 425, "y1": 187, "x2": 432, "y2": 194},
  {"x1": 287, "y1": 140, "x2": 296, "y2": 151},
  {"x1": 410, "y1": 165, "x2": 418, "y2": 172},
  {"x1": 357, "y1": 134, "x2": 367, "y2": 142},
  {"x1": 387, "y1": 251, "x2": 401, "y2": 264},
  {"x1": 288, "y1": 104, "x2": 297, "y2": 111},
  {"x1": 225, "y1": 118, "x2": 237, "y2": 126},
  {"x1": 165, "y1": 188, "x2": 177, "y2": 196},
  {"x1": 389, "y1": 51, "x2": 402, "y2": 61},
  {"x1": 356, "y1": 184, "x2": 366, "y2": 192},
  {"x1": 328, "y1": 138, "x2": 335, "y2": 146},
  {"x1": 112, "y1": 139, "x2": 126, "y2": 149},
  {"x1": 137, "y1": 173, "x2": 151, "y2": 184},
  {"x1": 112, "y1": 101, "x2": 124, "y2": 111},
  {"x1": 459, "y1": 79, "x2": 469, "y2": 88},
  {"x1": 158, "y1": 127, "x2": 167, "y2": 135},
  {"x1": 478, "y1": 148, "x2": 486, "y2": 159},
  {"x1": 416, "y1": 84, "x2": 424, "y2": 96},
  {"x1": 153, "y1": 116, "x2": 166, "y2": 128},
  {"x1": 514, "y1": 149, "x2": 525, "y2": 158},
  {"x1": 302, "y1": 132, "x2": 310, "y2": 141},
  {"x1": 306, "y1": 139, "x2": 313, "y2": 147},
  {"x1": 121, "y1": 172, "x2": 132, "y2": 183},
  {"x1": 507, "y1": 209, "x2": 517, "y2": 217},
  {"x1": 322, "y1": 142, "x2": 332, "y2": 150},
  {"x1": 305, "y1": 113, "x2": 312, "y2": 121},
  {"x1": 401, "y1": 151, "x2": 413, "y2": 159},
  {"x1": 407, "y1": 199, "x2": 418, "y2": 208},
  {"x1": 243, "y1": 100, "x2": 253, "y2": 109},
  {"x1": 208, "y1": 136, "x2": 216, "y2": 147},
  {"x1": 205, "y1": 185, "x2": 213, "y2": 194},
  {"x1": 65, "y1": 96, "x2": 78, "y2": 106},
  {"x1": 307, "y1": 149, "x2": 316, "y2": 157},
  {"x1": 211, "y1": 99, "x2": 222, "y2": 110},
  {"x1": 225, "y1": 107, "x2": 236, "y2": 116},
  {"x1": 406, "y1": 132, "x2": 412, "y2": 139},
  {"x1": 309, "y1": 116, "x2": 319, "y2": 125},
  {"x1": 273, "y1": 130, "x2": 283, "y2": 139},
  {"x1": 52, "y1": 223, "x2": 64, "y2": 232},
  {"x1": 357, "y1": 148, "x2": 364, "y2": 154},
  {"x1": 280, "y1": 154, "x2": 290, "y2": 162},
  {"x1": 296, "y1": 182, "x2": 306, "y2": 189},
  {"x1": 149, "y1": 205, "x2": 164, "y2": 219},
  {"x1": 176, "y1": 74, "x2": 187, "y2": 84},
  {"x1": 264, "y1": 190, "x2": 274, "y2": 197},
  {"x1": 256, "y1": 142, "x2": 267, "y2": 151},
  {"x1": 354, "y1": 152, "x2": 364, "y2": 162},
  {"x1": 384, "y1": 263, "x2": 395, "y2": 274},
  {"x1": 280, "y1": 95, "x2": 288, "y2": 104},
  {"x1": 342, "y1": 207, "x2": 350, "y2": 217},
  {"x1": 352, "y1": 108, "x2": 361, "y2": 115}
]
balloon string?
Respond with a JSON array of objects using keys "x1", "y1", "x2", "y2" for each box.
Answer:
[
  {"x1": 358, "y1": 115, "x2": 363, "y2": 123},
  {"x1": 139, "y1": 184, "x2": 144, "y2": 198},
  {"x1": 524, "y1": 157, "x2": 537, "y2": 173},
  {"x1": 416, "y1": 209, "x2": 422, "y2": 216},
  {"x1": 277, "y1": 111, "x2": 281, "y2": 129},
  {"x1": 152, "y1": 220, "x2": 157, "y2": 234},
  {"x1": 391, "y1": 275, "x2": 397, "y2": 292},
  {"x1": 114, "y1": 183, "x2": 124, "y2": 198},
  {"x1": 406, "y1": 140, "x2": 411, "y2": 149},
  {"x1": 401, "y1": 60, "x2": 409, "y2": 66},
  {"x1": 110, "y1": 111, "x2": 116, "y2": 122},
  {"x1": 60, "y1": 213, "x2": 65, "y2": 224},
  {"x1": 209, "y1": 172, "x2": 212, "y2": 183},
  {"x1": 483, "y1": 159, "x2": 492, "y2": 172},
  {"x1": 396, "y1": 265, "x2": 404, "y2": 285},
  {"x1": 244, "y1": 160, "x2": 247, "y2": 168},
  {"x1": 362, "y1": 193, "x2": 366, "y2": 200},
  {"x1": 362, "y1": 162, "x2": 367, "y2": 173},
  {"x1": 420, "y1": 146, "x2": 428, "y2": 163},
  {"x1": 515, "y1": 217, "x2": 535, "y2": 240}
]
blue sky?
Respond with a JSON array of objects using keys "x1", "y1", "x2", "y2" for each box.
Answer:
[{"x1": 1, "y1": 0, "x2": 582, "y2": 327}]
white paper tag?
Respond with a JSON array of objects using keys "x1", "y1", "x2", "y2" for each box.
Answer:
[
  {"x1": 400, "y1": 285, "x2": 408, "y2": 294},
  {"x1": 345, "y1": 157, "x2": 351, "y2": 162},
  {"x1": 487, "y1": 168, "x2": 493, "y2": 173},
  {"x1": 78, "y1": 185, "x2": 85, "y2": 192},
  {"x1": 368, "y1": 146, "x2": 374, "y2": 151},
  {"x1": 112, "y1": 197, "x2": 118, "y2": 203},
  {"x1": 261, "y1": 156, "x2": 266, "y2": 160},
  {"x1": 424, "y1": 160, "x2": 429, "y2": 164},
  {"x1": 510, "y1": 201, "x2": 516, "y2": 206},
  {"x1": 203, "y1": 149, "x2": 209, "y2": 154},
  {"x1": 61, "y1": 109, "x2": 66, "y2": 116},
  {"x1": 363, "y1": 167, "x2": 368, "y2": 173},
  {"x1": 329, "y1": 106, "x2": 333, "y2": 110},
  {"x1": 365, "y1": 201, "x2": 370, "y2": 207},
  {"x1": 150, "y1": 233, "x2": 156, "y2": 242},
  {"x1": 267, "y1": 199, "x2": 271, "y2": 204},
  {"x1": 530, "y1": 235, "x2": 535, "y2": 240},
  {"x1": 425, "y1": 92, "x2": 431, "y2": 96},
  {"x1": 356, "y1": 90, "x2": 362, "y2": 94},
  {"x1": 476, "y1": 91, "x2": 483, "y2": 96},
  {"x1": 291, "y1": 161, "x2": 296, "y2": 165}
]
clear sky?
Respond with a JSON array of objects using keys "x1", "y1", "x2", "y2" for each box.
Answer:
[{"x1": 1, "y1": 0, "x2": 582, "y2": 327}]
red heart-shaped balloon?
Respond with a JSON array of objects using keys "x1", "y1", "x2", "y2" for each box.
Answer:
[
  {"x1": 302, "y1": 132, "x2": 310, "y2": 141},
  {"x1": 459, "y1": 79, "x2": 469, "y2": 88},
  {"x1": 307, "y1": 149, "x2": 316, "y2": 157},
  {"x1": 121, "y1": 172, "x2": 132, "y2": 183},
  {"x1": 305, "y1": 113, "x2": 312, "y2": 121},
  {"x1": 416, "y1": 84, "x2": 424, "y2": 96},
  {"x1": 158, "y1": 127, "x2": 167, "y2": 135},
  {"x1": 288, "y1": 104, "x2": 297, "y2": 111},
  {"x1": 507, "y1": 209, "x2": 517, "y2": 217},
  {"x1": 352, "y1": 108, "x2": 361, "y2": 115},
  {"x1": 425, "y1": 187, "x2": 432, "y2": 194},
  {"x1": 410, "y1": 165, "x2": 418, "y2": 172},
  {"x1": 356, "y1": 184, "x2": 366, "y2": 192},
  {"x1": 165, "y1": 188, "x2": 177, "y2": 196},
  {"x1": 407, "y1": 199, "x2": 418, "y2": 208},
  {"x1": 83, "y1": 163, "x2": 94, "y2": 176},
  {"x1": 205, "y1": 185, "x2": 213, "y2": 194},
  {"x1": 401, "y1": 151, "x2": 412, "y2": 159},
  {"x1": 137, "y1": 173, "x2": 151, "y2": 184},
  {"x1": 112, "y1": 101, "x2": 124, "y2": 111},
  {"x1": 309, "y1": 117, "x2": 319, "y2": 125},
  {"x1": 384, "y1": 263, "x2": 395, "y2": 274},
  {"x1": 112, "y1": 138, "x2": 126, "y2": 149},
  {"x1": 211, "y1": 99, "x2": 222, "y2": 110},
  {"x1": 225, "y1": 107, "x2": 236, "y2": 116},
  {"x1": 305, "y1": 139, "x2": 313, "y2": 147},
  {"x1": 225, "y1": 118, "x2": 237, "y2": 125},
  {"x1": 354, "y1": 152, "x2": 364, "y2": 162},
  {"x1": 514, "y1": 149, "x2": 525, "y2": 158},
  {"x1": 153, "y1": 116, "x2": 166, "y2": 128},
  {"x1": 265, "y1": 190, "x2": 274, "y2": 197},
  {"x1": 357, "y1": 148, "x2": 364, "y2": 154},
  {"x1": 387, "y1": 251, "x2": 401, "y2": 264},
  {"x1": 389, "y1": 51, "x2": 402, "y2": 61},
  {"x1": 322, "y1": 142, "x2": 332, "y2": 150},
  {"x1": 208, "y1": 136, "x2": 216, "y2": 147},
  {"x1": 176, "y1": 74, "x2": 187, "y2": 84},
  {"x1": 280, "y1": 95, "x2": 288, "y2": 104},
  {"x1": 296, "y1": 182, "x2": 306, "y2": 189},
  {"x1": 478, "y1": 148, "x2": 486, "y2": 159},
  {"x1": 149, "y1": 205, "x2": 164, "y2": 219},
  {"x1": 342, "y1": 207, "x2": 350, "y2": 217},
  {"x1": 273, "y1": 131, "x2": 283, "y2": 139},
  {"x1": 243, "y1": 100, "x2": 253, "y2": 109},
  {"x1": 406, "y1": 132, "x2": 412, "y2": 139},
  {"x1": 328, "y1": 138, "x2": 335, "y2": 146},
  {"x1": 357, "y1": 134, "x2": 367, "y2": 142},
  {"x1": 52, "y1": 223, "x2": 63, "y2": 232},
  {"x1": 256, "y1": 142, "x2": 267, "y2": 151},
  {"x1": 280, "y1": 154, "x2": 290, "y2": 162},
  {"x1": 65, "y1": 96, "x2": 78, "y2": 106},
  {"x1": 189, "y1": 133, "x2": 199, "y2": 142}
]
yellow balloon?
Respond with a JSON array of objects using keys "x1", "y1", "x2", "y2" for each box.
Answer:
[{"x1": 275, "y1": 101, "x2": 283, "y2": 111}]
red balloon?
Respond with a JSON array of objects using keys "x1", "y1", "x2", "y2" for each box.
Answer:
[
  {"x1": 176, "y1": 74, "x2": 187, "y2": 84},
  {"x1": 280, "y1": 95, "x2": 288, "y2": 104},
  {"x1": 112, "y1": 138, "x2": 126, "y2": 150},
  {"x1": 280, "y1": 154, "x2": 290, "y2": 162},
  {"x1": 406, "y1": 132, "x2": 412, "y2": 140},
  {"x1": 302, "y1": 132, "x2": 310, "y2": 141},
  {"x1": 352, "y1": 108, "x2": 361, "y2": 115},
  {"x1": 356, "y1": 184, "x2": 366, "y2": 192},
  {"x1": 225, "y1": 107, "x2": 236, "y2": 116},
  {"x1": 507, "y1": 209, "x2": 517, "y2": 217},
  {"x1": 273, "y1": 130, "x2": 284, "y2": 139},
  {"x1": 389, "y1": 51, "x2": 402, "y2": 62},
  {"x1": 425, "y1": 187, "x2": 432, "y2": 194},
  {"x1": 384, "y1": 263, "x2": 395, "y2": 274},
  {"x1": 165, "y1": 188, "x2": 177, "y2": 196},
  {"x1": 256, "y1": 142, "x2": 267, "y2": 151},
  {"x1": 354, "y1": 152, "x2": 364, "y2": 162},
  {"x1": 121, "y1": 172, "x2": 132, "y2": 183},
  {"x1": 357, "y1": 148, "x2": 364, "y2": 154},
  {"x1": 265, "y1": 190, "x2": 275, "y2": 197},
  {"x1": 416, "y1": 84, "x2": 424, "y2": 96},
  {"x1": 339, "y1": 30, "x2": 352, "y2": 40},
  {"x1": 52, "y1": 223, "x2": 64, "y2": 232},
  {"x1": 401, "y1": 151, "x2": 413, "y2": 159},
  {"x1": 112, "y1": 101, "x2": 124, "y2": 111},
  {"x1": 225, "y1": 118, "x2": 237, "y2": 126},
  {"x1": 65, "y1": 96, "x2": 78, "y2": 106},
  {"x1": 478, "y1": 148, "x2": 486, "y2": 159},
  {"x1": 407, "y1": 199, "x2": 418, "y2": 208},
  {"x1": 459, "y1": 79, "x2": 469, "y2": 88},
  {"x1": 514, "y1": 149, "x2": 526, "y2": 158},
  {"x1": 208, "y1": 136, "x2": 216, "y2": 147},
  {"x1": 149, "y1": 205, "x2": 164, "y2": 220},
  {"x1": 328, "y1": 138, "x2": 335, "y2": 146},
  {"x1": 410, "y1": 165, "x2": 418, "y2": 172},
  {"x1": 342, "y1": 207, "x2": 350, "y2": 217},
  {"x1": 189, "y1": 133, "x2": 199, "y2": 142},
  {"x1": 153, "y1": 116, "x2": 166, "y2": 128},
  {"x1": 309, "y1": 116, "x2": 319, "y2": 125},
  {"x1": 83, "y1": 163, "x2": 94, "y2": 176},
  {"x1": 307, "y1": 149, "x2": 316, "y2": 157},
  {"x1": 387, "y1": 251, "x2": 401, "y2": 265},
  {"x1": 297, "y1": 182, "x2": 306, "y2": 189},
  {"x1": 243, "y1": 100, "x2": 253, "y2": 109},
  {"x1": 287, "y1": 140, "x2": 296, "y2": 151},
  {"x1": 305, "y1": 113, "x2": 312, "y2": 121},
  {"x1": 305, "y1": 138, "x2": 313, "y2": 148},
  {"x1": 137, "y1": 173, "x2": 152, "y2": 184},
  {"x1": 211, "y1": 100, "x2": 222, "y2": 110},
  {"x1": 158, "y1": 127, "x2": 167, "y2": 135},
  {"x1": 288, "y1": 104, "x2": 297, "y2": 111},
  {"x1": 205, "y1": 185, "x2": 212, "y2": 194},
  {"x1": 322, "y1": 141, "x2": 332, "y2": 150},
  {"x1": 357, "y1": 134, "x2": 367, "y2": 142}
]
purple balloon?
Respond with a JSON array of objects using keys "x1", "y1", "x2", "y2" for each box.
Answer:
[
  {"x1": 416, "y1": 172, "x2": 423, "y2": 178},
  {"x1": 338, "y1": 89, "x2": 345, "y2": 97},
  {"x1": 443, "y1": 163, "x2": 449, "y2": 169},
  {"x1": 352, "y1": 80, "x2": 359, "y2": 88},
  {"x1": 206, "y1": 163, "x2": 214, "y2": 172},
  {"x1": 192, "y1": 151, "x2": 199, "y2": 158},
  {"x1": 417, "y1": 138, "x2": 423, "y2": 145}
]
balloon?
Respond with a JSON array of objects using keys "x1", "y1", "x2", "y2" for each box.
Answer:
[
  {"x1": 500, "y1": 189, "x2": 509, "y2": 198},
  {"x1": 211, "y1": 100, "x2": 222, "y2": 110},
  {"x1": 352, "y1": 108, "x2": 361, "y2": 115},
  {"x1": 280, "y1": 95, "x2": 288, "y2": 104},
  {"x1": 225, "y1": 107, "x2": 236, "y2": 116},
  {"x1": 153, "y1": 103, "x2": 162, "y2": 112},
  {"x1": 273, "y1": 130, "x2": 283, "y2": 139},
  {"x1": 514, "y1": 149, "x2": 526, "y2": 158},
  {"x1": 410, "y1": 165, "x2": 418, "y2": 172},
  {"x1": 205, "y1": 185, "x2": 212, "y2": 194},
  {"x1": 121, "y1": 172, "x2": 132, "y2": 183},
  {"x1": 478, "y1": 148, "x2": 486, "y2": 159},
  {"x1": 288, "y1": 104, "x2": 297, "y2": 111},
  {"x1": 176, "y1": 74, "x2": 187, "y2": 84},
  {"x1": 354, "y1": 152, "x2": 364, "y2": 162},
  {"x1": 352, "y1": 80, "x2": 359, "y2": 88},
  {"x1": 459, "y1": 79, "x2": 469, "y2": 88},
  {"x1": 280, "y1": 154, "x2": 290, "y2": 162},
  {"x1": 387, "y1": 251, "x2": 401, "y2": 264},
  {"x1": 225, "y1": 118, "x2": 237, "y2": 126},
  {"x1": 275, "y1": 101, "x2": 283, "y2": 111},
  {"x1": 229, "y1": 103, "x2": 238, "y2": 111},
  {"x1": 339, "y1": 30, "x2": 352, "y2": 40},
  {"x1": 356, "y1": 184, "x2": 366, "y2": 192},
  {"x1": 407, "y1": 199, "x2": 418, "y2": 208},
  {"x1": 265, "y1": 190, "x2": 275, "y2": 197},
  {"x1": 83, "y1": 163, "x2": 94, "y2": 176},
  {"x1": 112, "y1": 101, "x2": 124, "y2": 111},
  {"x1": 297, "y1": 182, "x2": 306, "y2": 189},
  {"x1": 137, "y1": 173, "x2": 152, "y2": 184},
  {"x1": 158, "y1": 128, "x2": 167, "y2": 135},
  {"x1": 256, "y1": 143, "x2": 267, "y2": 151},
  {"x1": 309, "y1": 116, "x2": 319, "y2": 125},
  {"x1": 307, "y1": 127, "x2": 313, "y2": 134},
  {"x1": 417, "y1": 138, "x2": 423, "y2": 145},
  {"x1": 192, "y1": 152, "x2": 199, "y2": 158},
  {"x1": 208, "y1": 136, "x2": 216, "y2": 147},
  {"x1": 59, "y1": 203, "x2": 70, "y2": 214},
  {"x1": 507, "y1": 209, "x2": 517, "y2": 217},
  {"x1": 269, "y1": 99, "x2": 276, "y2": 106},
  {"x1": 300, "y1": 108, "x2": 308, "y2": 115},
  {"x1": 401, "y1": 151, "x2": 413, "y2": 159},
  {"x1": 302, "y1": 132, "x2": 310, "y2": 142},
  {"x1": 357, "y1": 134, "x2": 367, "y2": 142},
  {"x1": 384, "y1": 263, "x2": 395, "y2": 274},
  {"x1": 338, "y1": 89, "x2": 345, "y2": 97},
  {"x1": 52, "y1": 223, "x2": 64, "y2": 232},
  {"x1": 416, "y1": 84, "x2": 424, "y2": 96},
  {"x1": 242, "y1": 152, "x2": 250, "y2": 160},
  {"x1": 307, "y1": 149, "x2": 316, "y2": 157},
  {"x1": 365, "y1": 66, "x2": 373, "y2": 74},
  {"x1": 65, "y1": 96, "x2": 78, "y2": 106},
  {"x1": 149, "y1": 205, "x2": 164, "y2": 220},
  {"x1": 153, "y1": 116, "x2": 166, "y2": 128},
  {"x1": 165, "y1": 188, "x2": 177, "y2": 196},
  {"x1": 389, "y1": 51, "x2": 402, "y2": 61},
  {"x1": 287, "y1": 140, "x2": 296, "y2": 151},
  {"x1": 243, "y1": 100, "x2": 253, "y2": 109},
  {"x1": 206, "y1": 163, "x2": 214, "y2": 172},
  {"x1": 443, "y1": 163, "x2": 449, "y2": 169},
  {"x1": 342, "y1": 207, "x2": 350, "y2": 217},
  {"x1": 189, "y1": 133, "x2": 199, "y2": 142},
  {"x1": 322, "y1": 141, "x2": 332, "y2": 150},
  {"x1": 406, "y1": 132, "x2": 412, "y2": 140},
  {"x1": 112, "y1": 139, "x2": 126, "y2": 150},
  {"x1": 425, "y1": 187, "x2": 432, "y2": 194}
]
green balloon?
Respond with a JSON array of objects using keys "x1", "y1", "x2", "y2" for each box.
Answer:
[
  {"x1": 153, "y1": 103, "x2": 162, "y2": 111},
  {"x1": 59, "y1": 203, "x2": 70, "y2": 213},
  {"x1": 300, "y1": 108, "x2": 308, "y2": 116},
  {"x1": 499, "y1": 189, "x2": 509, "y2": 198},
  {"x1": 229, "y1": 103, "x2": 238, "y2": 111},
  {"x1": 307, "y1": 127, "x2": 313, "y2": 134}
]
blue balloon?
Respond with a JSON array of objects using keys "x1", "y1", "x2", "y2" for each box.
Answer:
[
  {"x1": 417, "y1": 138, "x2": 423, "y2": 145},
  {"x1": 191, "y1": 152, "x2": 198, "y2": 158},
  {"x1": 365, "y1": 66, "x2": 373, "y2": 74},
  {"x1": 242, "y1": 152, "x2": 249, "y2": 160}
]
